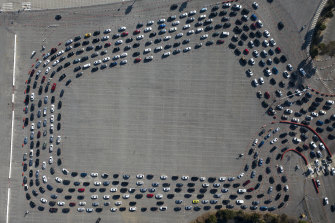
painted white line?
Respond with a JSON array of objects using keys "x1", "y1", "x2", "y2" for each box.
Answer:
[
  {"x1": 12, "y1": 34, "x2": 16, "y2": 87},
  {"x1": 7, "y1": 34, "x2": 17, "y2": 223},
  {"x1": 6, "y1": 188, "x2": 10, "y2": 223}
]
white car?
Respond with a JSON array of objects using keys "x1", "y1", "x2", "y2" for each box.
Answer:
[
  {"x1": 183, "y1": 47, "x2": 191, "y2": 52},
  {"x1": 293, "y1": 137, "x2": 301, "y2": 143},
  {"x1": 253, "y1": 50, "x2": 259, "y2": 57},
  {"x1": 283, "y1": 71, "x2": 290, "y2": 78},
  {"x1": 30, "y1": 93, "x2": 35, "y2": 101},
  {"x1": 187, "y1": 30, "x2": 194, "y2": 35},
  {"x1": 62, "y1": 168, "x2": 69, "y2": 175},
  {"x1": 196, "y1": 28, "x2": 203, "y2": 33},
  {"x1": 236, "y1": 200, "x2": 244, "y2": 204},
  {"x1": 326, "y1": 100, "x2": 334, "y2": 105},
  {"x1": 57, "y1": 50, "x2": 64, "y2": 56},
  {"x1": 50, "y1": 104, "x2": 55, "y2": 113},
  {"x1": 253, "y1": 79, "x2": 259, "y2": 86},
  {"x1": 136, "y1": 174, "x2": 144, "y2": 179},
  {"x1": 120, "y1": 53, "x2": 127, "y2": 58},
  {"x1": 200, "y1": 7, "x2": 207, "y2": 12},
  {"x1": 183, "y1": 24, "x2": 191, "y2": 30},
  {"x1": 52, "y1": 60, "x2": 59, "y2": 67},
  {"x1": 259, "y1": 77, "x2": 264, "y2": 84},
  {"x1": 158, "y1": 18, "x2": 166, "y2": 23},
  {"x1": 55, "y1": 176, "x2": 62, "y2": 183},
  {"x1": 223, "y1": 3, "x2": 231, "y2": 7},
  {"x1": 172, "y1": 21, "x2": 180, "y2": 26},
  {"x1": 219, "y1": 177, "x2": 226, "y2": 182},
  {"x1": 86, "y1": 208, "x2": 93, "y2": 213},
  {"x1": 129, "y1": 207, "x2": 137, "y2": 212},
  {"x1": 45, "y1": 67, "x2": 51, "y2": 74},
  {"x1": 155, "y1": 194, "x2": 163, "y2": 199},
  {"x1": 103, "y1": 57, "x2": 110, "y2": 62},
  {"x1": 199, "y1": 14, "x2": 206, "y2": 19},
  {"x1": 155, "y1": 46, "x2": 163, "y2": 51},
  {"x1": 77, "y1": 208, "x2": 85, "y2": 212},
  {"x1": 144, "y1": 27, "x2": 152, "y2": 32},
  {"x1": 42, "y1": 161, "x2": 46, "y2": 170},
  {"x1": 104, "y1": 29, "x2": 111, "y2": 33},
  {"x1": 122, "y1": 194, "x2": 130, "y2": 199},
  {"x1": 120, "y1": 60, "x2": 127, "y2": 65},
  {"x1": 169, "y1": 27, "x2": 177, "y2": 32},
  {"x1": 319, "y1": 143, "x2": 326, "y2": 151},
  {"x1": 94, "y1": 181, "x2": 101, "y2": 186},
  {"x1": 79, "y1": 202, "x2": 86, "y2": 206},
  {"x1": 249, "y1": 58, "x2": 255, "y2": 65},
  {"x1": 49, "y1": 156, "x2": 53, "y2": 164},
  {"x1": 269, "y1": 38, "x2": 276, "y2": 46},
  {"x1": 136, "y1": 181, "x2": 144, "y2": 186},
  {"x1": 144, "y1": 48, "x2": 151, "y2": 53},
  {"x1": 264, "y1": 30, "x2": 270, "y2": 37},
  {"x1": 163, "y1": 52, "x2": 170, "y2": 57},
  {"x1": 237, "y1": 172, "x2": 245, "y2": 179},
  {"x1": 42, "y1": 175, "x2": 47, "y2": 183},
  {"x1": 57, "y1": 201, "x2": 65, "y2": 206},
  {"x1": 110, "y1": 208, "x2": 117, "y2": 212},
  {"x1": 324, "y1": 197, "x2": 329, "y2": 205},
  {"x1": 147, "y1": 20, "x2": 154, "y2": 26},
  {"x1": 41, "y1": 198, "x2": 47, "y2": 203},
  {"x1": 252, "y1": 2, "x2": 259, "y2": 9},
  {"x1": 91, "y1": 173, "x2": 98, "y2": 177},
  {"x1": 238, "y1": 189, "x2": 246, "y2": 194},
  {"x1": 145, "y1": 56, "x2": 153, "y2": 60},
  {"x1": 118, "y1": 26, "x2": 126, "y2": 32},
  {"x1": 164, "y1": 36, "x2": 171, "y2": 41},
  {"x1": 252, "y1": 138, "x2": 258, "y2": 146},
  {"x1": 319, "y1": 110, "x2": 326, "y2": 115},
  {"x1": 56, "y1": 136, "x2": 61, "y2": 144},
  {"x1": 115, "y1": 40, "x2": 123, "y2": 45},
  {"x1": 115, "y1": 201, "x2": 122, "y2": 206},
  {"x1": 287, "y1": 64, "x2": 293, "y2": 71},
  {"x1": 181, "y1": 176, "x2": 189, "y2": 180},
  {"x1": 189, "y1": 10, "x2": 196, "y2": 15},
  {"x1": 176, "y1": 33, "x2": 183, "y2": 38},
  {"x1": 44, "y1": 60, "x2": 50, "y2": 67},
  {"x1": 263, "y1": 39, "x2": 269, "y2": 47},
  {"x1": 102, "y1": 35, "x2": 109, "y2": 41},
  {"x1": 110, "y1": 188, "x2": 117, "y2": 192},
  {"x1": 180, "y1": 13, "x2": 187, "y2": 18},
  {"x1": 91, "y1": 195, "x2": 98, "y2": 199},
  {"x1": 136, "y1": 35, "x2": 144, "y2": 40},
  {"x1": 94, "y1": 60, "x2": 102, "y2": 66},
  {"x1": 160, "y1": 175, "x2": 167, "y2": 180},
  {"x1": 163, "y1": 187, "x2": 170, "y2": 192},
  {"x1": 200, "y1": 34, "x2": 208, "y2": 40}
]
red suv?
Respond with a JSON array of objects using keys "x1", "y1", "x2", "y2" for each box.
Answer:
[
  {"x1": 51, "y1": 83, "x2": 56, "y2": 91},
  {"x1": 146, "y1": 194, "x2": 154, "y2": 198},
  {"x1": 264, "y1": 92, "x2": 270, "y2": 99},
  {"x1": 78, "y1": 188, "x2": 85, "y2": 192},
  {"x1": 243, "y1": 180, "x2": 250, "y2": 186}
]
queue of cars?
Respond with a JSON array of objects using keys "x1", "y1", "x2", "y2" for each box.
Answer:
[{"x1": 23, "y1": 0, "x2": 335, "y2": 215}]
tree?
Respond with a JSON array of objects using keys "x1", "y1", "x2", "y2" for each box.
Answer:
[{"x1": 205, "y1": 215, "x2": 217, "y2": 223}]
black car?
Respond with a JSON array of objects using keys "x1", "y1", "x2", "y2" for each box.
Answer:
[{"x1": 149, "y1": 32, "x2": 157, "y2": 38}]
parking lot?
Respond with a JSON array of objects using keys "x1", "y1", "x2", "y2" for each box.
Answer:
[{"x1": 2, "y1": 0, "x2": 335, "y2": 223}]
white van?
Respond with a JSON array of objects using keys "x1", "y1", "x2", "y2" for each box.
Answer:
[
  {"x1": 83, "y1": 63, "x2": 91, "y2": 69},
  {"x1": 221, "y1": 32, "x2": 229, "y2": 37},
  {"x1": 236, "y1": 200, "x2": 244, "y2": 204}
]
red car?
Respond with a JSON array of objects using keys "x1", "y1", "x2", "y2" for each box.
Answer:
[
  {"x1": 69, "y1": 202, "x2": 76, "y2": 207},
  {"x1": 146, "y1": 194, "x2": 154, "y2": 198},
  {"x1": 104, "y1": 42, "x2": 111, "y2": 47},
  {"x1": 264, "y1": 91, "x2": 270, "y2": 99},
  {"x1": 51, "y1": 83, "x2": 56, "y2": 91},
  {"x1": 134, "y1": 58, "x2": 142, "y2": 63},
  {"x1": 247, "y1": 187, "x2": 254, "y2": 192},
  {"x1": 133, "y1": 29, "x2": 141, "y2": 34},
  {"x1": 217, "y1": 40, "x2": 224, "y2": 44},
  {"x1": 37, "y1": 131, "x2": 41, "y2": 138},
  {"x1": 275, "y1": 47, "x2": 281, "y2": 53},
  {"x1": 50, "y1": 48, "x2": 57, "y2": 54},
  {"x1": 243, "y1": 180, "x2": 250, "y2": 186},
  {"x1": 41, "y1": 76, "x2": 46, "y2": 83},
  {"x1": 244, "y1": 49, "x2": 249, "y2": 54},
  {"x1": 250, "y1": 23, "x2": 256, "y2": 29},
  {"x1": 30, "y1": 69, "x2": 35, "y2": 76},
  {"x1": 78, "y1": 188, "x2": 85, "y2": 192},
  {"x1": 121, "y1": 32, "x2": 128, "y2": 37}
]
